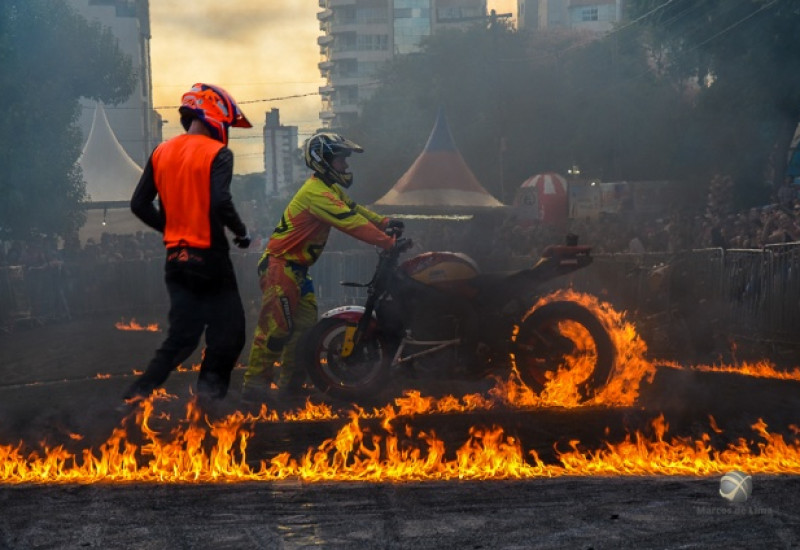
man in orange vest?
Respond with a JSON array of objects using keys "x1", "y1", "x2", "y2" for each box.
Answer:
[{"x1": 124, "y1": 83, "x2": 253, "y2": 403}]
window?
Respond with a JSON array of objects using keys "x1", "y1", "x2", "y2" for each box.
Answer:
[
  {"x1": 436, "y1": 7, "x2": 481, "y2": 22},
  {"x1": 357, "y1": 7, "x2": 388, "y2": 23},
  {"x1": 337, "y1": 87, "x2": 359, "y2": 105},
  {"x1": 333, "y1": 34, "x2": 357, "y2": 52},
  {"x1": 393, "y1": 1, "x2": 430, "y2": 55},
  {"x1": 356, "y1": 34, "x2": 389, "y2": 51},
  {"x1": 335, "y1": 6, "x2": 356, "y2": 24},
  {"x1": 581, "y1": 7, "x2": 599, "y2": 22}
]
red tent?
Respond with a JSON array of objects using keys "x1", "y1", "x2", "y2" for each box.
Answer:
[{"x1": 513, "y1": 172, "x2": 568, "y2": 226}]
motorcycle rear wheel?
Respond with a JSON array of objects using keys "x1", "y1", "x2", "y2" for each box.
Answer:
[
  {"x1": 513, "y1": 300, "x2": 615, "y2": 400},
  {"x1": 299, "y1": 317, "x2": 392, "y2": 403}
]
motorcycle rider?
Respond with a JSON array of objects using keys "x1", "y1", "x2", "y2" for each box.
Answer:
[{"x1": 242, "y1": 132, "x2": 401, "y2": 402}]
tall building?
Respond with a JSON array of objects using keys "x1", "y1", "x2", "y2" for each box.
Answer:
[
  {"x1": 517, "y1": 0, "x2": 623, "y2": 33},
  {"x1": 317, "y1": 0, "x2": 486, "y2": 129},
  {"x1": 263, "y1": 109, "x2": 301, "y2": 197},
  {"x1": 68, "y1": 0, "x2": 161, "y2": 167}
]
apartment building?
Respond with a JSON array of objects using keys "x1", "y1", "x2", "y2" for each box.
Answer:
[
  {"x1": 517, "y1": 0, "x2": 624, "y2": 33},
  {"x1": 263, "y1": 109, "x2": 303, "y2": 197},
  {"x1": 317, "y1": 0, "x2": 486, "y2": 129}
]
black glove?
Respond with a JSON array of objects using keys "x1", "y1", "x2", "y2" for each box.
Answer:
[
  {"x1": 395, "y1": 237, "x2": 413, "y2": 252},
  {"x1": 385, "y1": 219, "x2": 405, "y2": 238},
  {"x1": 233, "y1": 233, "x2": 251, "y2": 249}
]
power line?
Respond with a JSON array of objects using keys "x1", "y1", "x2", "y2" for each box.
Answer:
[
  {"x1": 686, "y1": 0, "x2": 778, "y2": 53},
  {"x1": 545, "y1": 0, "x2": 782, "y2": 92},
  {"x1": 152, "y1": 81, "x2": 324, "y2": 88},
  {"x1": 625, "y1": 0, "x2": 783, "y2": 84},
  {"x1": 559, "y1": 0, "x2": 677, "y2": 55},
  {"x1": 153, "y1": 91, "x2": 321, "y2": 110}
]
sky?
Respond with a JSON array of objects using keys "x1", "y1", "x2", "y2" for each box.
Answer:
[{"x1": 149, "y1": 1, "x2": 517, "y2": 174}]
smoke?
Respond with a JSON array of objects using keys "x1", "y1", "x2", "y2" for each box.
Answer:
[
  {"x1": 149, "y1": 1, "x2": 324, "y2": 174},
  {"x1": 154, "y1": 4, "x2": 305, "y2": 43}
]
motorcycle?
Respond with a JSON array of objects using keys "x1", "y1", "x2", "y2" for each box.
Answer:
[{"x1": 298, "y1": 229, "x2": 616, "y2": 403}]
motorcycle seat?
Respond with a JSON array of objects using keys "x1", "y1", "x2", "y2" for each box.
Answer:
[
  {"x1": 541, "y1": 245, "x2": 592, "y2": 258},
  {"x1": 465, "y1": 271, "x2": 525, "y2": 295}
]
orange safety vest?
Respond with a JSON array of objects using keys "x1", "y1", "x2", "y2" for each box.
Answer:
[{"x1": 151, "y1": 134, "x2": 223, "y2": 249}]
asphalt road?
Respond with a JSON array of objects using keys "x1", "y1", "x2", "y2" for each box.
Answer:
[
  {"x1": 2, "y1": 477, "x2": 799, "y2": 549},
  {"x1": 1, "y1": 314, "x2": 800, "y2": 549}
]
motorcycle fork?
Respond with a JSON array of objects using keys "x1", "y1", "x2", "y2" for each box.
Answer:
[
  {"x1": 340, "y1": 325, "x2": 358, "y2": 357},
  {"x1": 341, "y1": 298, "x2": 383, "y2": 359}
]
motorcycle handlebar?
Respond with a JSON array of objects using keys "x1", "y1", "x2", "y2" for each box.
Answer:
[{"x1": 385, "y1": 226, "x2": 404, "y2": 238}]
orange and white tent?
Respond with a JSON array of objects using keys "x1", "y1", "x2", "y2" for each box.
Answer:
[{"x1": 372, "y1": 109, "x2": 504, "y2": 212}]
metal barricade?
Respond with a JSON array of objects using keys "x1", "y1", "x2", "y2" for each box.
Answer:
[
  {"x1": 763, "y1": 243, "x2": 800, "y2": 338},
  {"x1": 230, "y1": 251, "x2": 264, "y2": 318},
  {"x1": 569, "y1": 252, "x2": 675, "y2": 314},
  {"x1": 311, "y1": 249, "x2": 378, "y2": 310},
  {"x1": 61, "y1": 258, "x2": 167, "y2": 317},
  {"x1": 24, "y1": 263, "x2": 70, "y2": 321},
  {"x1": 721, "y1": 249, "x2": 771, "y2": 334},
  {"x1": 2, "y1": 243, "x2": 799, "y2": 348},
  {"x1": 228, "y1": 249, "x2": 380, "y2": 314},
  {"x1": 0, "y1": 266, "x2": 32, "y2": 328}
]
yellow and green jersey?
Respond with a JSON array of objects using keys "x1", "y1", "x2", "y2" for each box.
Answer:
[{"x1": 262, "y1": 175, "x2": 394, "y2": 266}]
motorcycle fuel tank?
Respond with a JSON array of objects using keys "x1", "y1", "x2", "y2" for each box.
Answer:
[{"x1": 399, "y1": 251, "x2": 480, "y2": 292}]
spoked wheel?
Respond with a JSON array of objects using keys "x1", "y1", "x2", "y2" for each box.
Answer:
[
  {"x1": 513, "y1": 300, "x2": 615, "y2": 400},
  {"x1": 298, "y1": 317, "x2": 392, "y2": 403}
]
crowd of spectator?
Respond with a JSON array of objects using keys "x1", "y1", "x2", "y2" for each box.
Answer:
[
  {"x1": 2, "y1": 179, "x2": 799, "y2": 270},
  {"x1": 0, "y1": 231, "x2": 165, "y2": 268},
  {"x1": 415, "y1": 177, "x2": 800, "y2": 269}
]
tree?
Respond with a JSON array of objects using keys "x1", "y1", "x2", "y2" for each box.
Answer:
[
  {"x1": 342, "y1": 22, "x2": 527, "y2": 204},
  {"x1": 0, "y1": 0, "x2": 135, "y2": 239},
  {"x1": 340, "y1": 21, "x2": 691, "y2": 206},
  {"x1": 628, "y1": 0, "x2": 800, "y2": 206}
]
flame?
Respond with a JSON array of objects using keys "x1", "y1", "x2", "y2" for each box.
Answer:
[
  {"x1": 115, "y1": 318, "x2": 160, "y2": 332},
  {"x1": 557, "y1": 415, "x2": 800, "y2": 476},
  {"x1": 282, "y1": 399, "x2": 338, "y2": 422},
  {"x1": 176, "y1": 363, "x2": 201, "y2": 373},
  {"x1": 694, "y1": 360, "x2": 800, "y2": 381},
  {"x1": 3, "y1": 393, "x2": 800, "y2": 483},
  {"x1": 3, "y1": 291, "x2": 800, "y2": 484},
  {"x1": 495, "y1": 289, "x2": 655, "y2": 409},
  {"x1": 393, "y1": 390, "x2": 494, "y2": 416}
]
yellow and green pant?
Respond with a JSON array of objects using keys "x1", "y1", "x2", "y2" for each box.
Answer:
[{"x1": 244, "y1": 256, "x2": 317, "y2": 392}]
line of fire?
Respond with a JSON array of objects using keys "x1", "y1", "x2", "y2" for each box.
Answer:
[{"x1": 3, "y1": 287, "x2": 800, "y2": 484}]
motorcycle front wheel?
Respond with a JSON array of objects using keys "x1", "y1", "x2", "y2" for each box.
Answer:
[
  {"x1": 513, "y1": 300, "x2": 615, "y2": 400},
  {"x1": 298, "y1": 317, "x2": 392, "y2": 403}
]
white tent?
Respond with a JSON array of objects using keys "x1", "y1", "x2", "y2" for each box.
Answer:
[
  {"x1": 77, "y1": 103, "x2": 150, "y2": 243},
  {"x1": 78, "y1": 103, "x2": 142, "y2": 202},
  {"x1": 78, "y1": 103, "x2": 143, "y2": 203}
]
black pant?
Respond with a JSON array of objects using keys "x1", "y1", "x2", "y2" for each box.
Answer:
[{"x1": 129, "y1": 253, "x2": 245, "y2": 399}]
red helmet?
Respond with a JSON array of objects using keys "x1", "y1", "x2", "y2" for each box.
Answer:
[{"x1": 179, "y1": 83, "x2": 252, "y2": 144}]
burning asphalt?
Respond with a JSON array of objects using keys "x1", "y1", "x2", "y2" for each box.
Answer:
[{"x1": 1, "y1": 294, "x2": 800, "y2": 548}]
